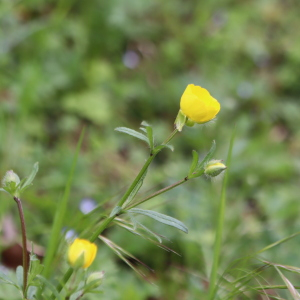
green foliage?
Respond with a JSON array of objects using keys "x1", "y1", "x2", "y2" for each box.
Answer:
[
  {"x1": 1, "y1": 0, "x2": 300, "y2": 299},
  {"x1": 128, "y1": 208, "x2": 188, "y2": 234}
]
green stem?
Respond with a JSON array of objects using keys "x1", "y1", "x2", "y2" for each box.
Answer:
[
  {"x1": 117, "y1": 155, "x2": 156, "y2": 208},
  {"x1": 208, "y1": 177, "x2": 227, "y2": 299},
  {"x1": 208, "y1": 126, "x2": 236, "y2": 300},
  {"x1": 51, "y1": 128, "x2": 179, "y2": 299},
  {"x1": 162, "y1": 128, "x2": 178, "y2": 145},
  {"x1": 126, "y1": 178, "x2": 187, "y2": 210},
  {"x1": 117, "y1": 128, "x2": 178, "y2": 208},
  {"x1": 13, "y1": 197, "x2": 28, "y2": 298},
  {"x1": 52, "y1": 216, "x2": 115, "y2": 299}
]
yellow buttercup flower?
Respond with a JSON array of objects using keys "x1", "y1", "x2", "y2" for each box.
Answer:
[
  {"x1": 180, "y1": 84, "x2": 220, "y2": 124},
  {"x1": 68, "y1": 238, "x2": 97, "y2": 269}
]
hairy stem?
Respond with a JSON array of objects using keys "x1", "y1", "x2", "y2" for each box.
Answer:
[{"x1": 13, "y1": 197, "x2": 28, "y2": 298}]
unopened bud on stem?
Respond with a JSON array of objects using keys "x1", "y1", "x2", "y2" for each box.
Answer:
[
  {"x1": 2, "y1": 170, "x2": 20, "y2": 196},
  {"x1": 204, "y1": 160, "x2": 227, "y2": 178}
]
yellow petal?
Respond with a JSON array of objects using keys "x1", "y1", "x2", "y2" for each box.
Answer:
[
  {"x1": 68, "y1": 238, "x2": 97, "y2": 269},
  {"x1": 180, "y1": 84, "x2": 220, "y2": 124}
]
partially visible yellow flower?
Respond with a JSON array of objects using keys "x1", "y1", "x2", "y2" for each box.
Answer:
[
  {"x1": 68, "y1": 238, "x2": 97, "y2": 269},
  {"x1": 180, "y1": 84, "x2": 220, "y2": 124}
]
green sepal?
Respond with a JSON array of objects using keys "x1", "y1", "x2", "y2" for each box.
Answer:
[{"x1": 174, "y1": 110, "x2": 187, "y2": 132}]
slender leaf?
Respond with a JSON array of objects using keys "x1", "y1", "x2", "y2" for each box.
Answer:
[
  {"x1": 70, "y1": 291, "x2": 83, "y2": 300},
  {"x1": 115, "y1": 127, "x2": 149, "y2": 145},
  {"x1": 99, "y1": 236, "x2": 153, "y2": 281},
  {"x1": 109, "y1": 206, "x2": 122, "y2": 217},
  {"x1": 27, "y1": 254, "x2": 44, "y2": 287},
  {"x1": 20, "y1": 162, "x2": 39, "y2": 191},
  {"x1": 128, "y1": 213, "x2": 162, "y2": 243},
  {"x1": 129, "y1": 208, "x2": 188, "y2": 233},
  {"x1": 188, "y1": 150, "x2": 199, "y2": 176},
  {"x1": 193, "y1": 140, "x2": 216, "y2": 174},
  {"x1": 0, "y1": 188, "x2": 10, "y2": 196},
  {"x1": 275, "y1": 266, "x2": 300, "y2": 300},
  {"x1": 16, "y1": 266, "x2": 23, "y2": 289},
  {"x1": 146, "y1": 127, "x2": 154, "y2": 149},
  {"x1": 154, "y1": 144, "x2": 174, "y2": 152},
  {"x1": 115, "y1": 219, "x2": 179, "y2": 255},
  {"x1": 141, "y1": 121, "x2": 150, "y2": 127},
  {"x1": 27, "y1": 286, "x2": 38, "y2": 299},
  {"x1": 36, "y1": 275, "x2": 63, "y2": 300},
  {"x1": 122, "y1": 169, "x2": 147, "y2": 208},
  {"x1": 0, "y1": 271, "x2": 19, "y2": 289},
  {"x1": 42, "y1": 127, "x2": 85, "y2": 279}
]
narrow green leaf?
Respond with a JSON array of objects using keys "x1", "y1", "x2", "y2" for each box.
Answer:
[
  {"x1": 0, "y1": 271, "x2": 19, "y2": 289},
  {"x1": 42, "y1": 127, "x2": 85, "y2": 279},
  {"x1": 115, "y1": 127, "x2": 149, "y2": 145},
  {"x1": 70, "y1": 291, "x2": 83, "y2": 300},
  {"x1": 122, "y1": 169, "x2": 147, "y2": 209},
  {"x1": 0, "y1": 187, "x2": 11, "y2": 196},
  {"x1": 146, "y1": 126, "x2": 154, "y2": 150},
  {"x1": 36, "y1": 275, "x2": 63, "y2": 300},
  {"x1": 16, "y1": 266, "x2": 23, "y2": 289},
  {"x1": 256, "y1": 231, "x2": 300, "y2": 255},
  {"x1": 275, "y1": 266, "x2": 300, "y2": 300},
  {"x1": 188, "y1": 150, "x2": 199, "y2": 176},
  {"x1": 128, "y1": 213, "x2": 162, "y2": 243},
  {"x1": 27, "y1": 254, "x2": 44, "y2": 287},
  {"x1": 141, "y1": 121, "x2": 150, "y2": 127},
  {"x1": 27, "y1": 286, "x2": 38, "y2": 299},
  {"x1": 109, "y1": 206, "x2": 122, "y2": 217},
  {"x1": 194, "y1": 140, "x2": 216, "y2": 174},
  {"x1": 20, "y1": 162, "x2": 39, "y2": 191},
  {"x1": 209, "y1": 127, "x2": 236, "y2": 300},
  {"x1": 129, "y1": 208, "x2": 188, "y2": 233},
  {"x1": 115, "y1": 219, "x2": 179, "y2": 255},
  {"x1": 154, "y1": 144, "x2": 174, "y2": 152},
  {"x1": 99, "y1": 235, "x2": 153, "y2": 280}
]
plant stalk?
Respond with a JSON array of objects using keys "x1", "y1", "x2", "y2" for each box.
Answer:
[
  {"x1": 13, "y1": 196, "x2": 28, "y2": 298},
  {"x1": 126, "y1": 177, "x2": 187, "y2": 210},
  {"x1": 51, "y1": 127, "x2": 179, "y2": 299},
  {"x1": 208, "y1": 126, "x2": 236, "y2": 300}
]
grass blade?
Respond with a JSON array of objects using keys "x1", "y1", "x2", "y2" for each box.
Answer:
[
  {"x1": 42, "y1": 127, "x2": 85, "y2": 279},
  {"x1": 209, "y1": 126, "x2": 236, "y2": 300}
]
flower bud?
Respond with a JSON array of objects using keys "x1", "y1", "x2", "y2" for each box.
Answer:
[
  {"x1": 86, "y1": 271, "x2": 105, "y2": 289},
  {"x1": 2, "y1": 170, "x2": 21, "y2": 195},
  {"x1": 68, "y1": 238, "x2": 97, "y2": 269},
  {"x1": 180, "y1": 84, "x2": 220, "y2": 124},
  {"x1": 204, "y1": 160, "x2": 226, "y2": 177}
]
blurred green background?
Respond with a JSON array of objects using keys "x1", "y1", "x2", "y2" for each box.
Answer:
[{"x1": 1, "y1": 0, "x2": 300, "y2": 299}]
